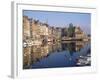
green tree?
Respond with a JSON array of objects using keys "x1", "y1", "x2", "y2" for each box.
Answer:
[{"x1": 68, "y1": 23, "x2": 75, "y2": 37}]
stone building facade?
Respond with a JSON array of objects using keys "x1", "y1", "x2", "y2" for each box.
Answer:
[
  {"x1": 23, "y1": 16, "x2": 31, "y2": 41},
  {"x1": 23, "y1": 16, "x2": 89, "y2": 47},
  {"x1": 74, "y1": 27, "x2": 86, "y2": 39}
]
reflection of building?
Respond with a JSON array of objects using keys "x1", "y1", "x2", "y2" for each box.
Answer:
[
  {"x1": 23, "y1": 47, "x2": 32, "y2": 69},
  {"x1": 23, "y1": 41, "x2": 63, "y2": 68},
  {"x1": 31, "y1": 46, "x2": 43, "y2": 63},
  {"x1": 23, "y1": 40, "x2": 89, "y2": 69},
  {"x1": 62, "y1": 41, "x2": 85, "y2": 52},
  {"x1": 75, "y1": 41, "x2": 85, "y2": 51}
]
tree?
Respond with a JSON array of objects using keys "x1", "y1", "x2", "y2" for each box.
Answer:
[
  {"x1": 61, "y1": 28, "x2": 68, "y2": 37},
  {"x1": 68, "y1": 23, "x2": 75, "y2": 37}
]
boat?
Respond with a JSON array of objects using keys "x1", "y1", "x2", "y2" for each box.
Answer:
[{"x1": 76, "y1": 54, "x2": 91, "y2": 66}]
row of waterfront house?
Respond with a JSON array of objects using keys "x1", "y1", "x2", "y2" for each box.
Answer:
[{"x1": 23, "y1": 16, "x2": 90, "y2": 47}]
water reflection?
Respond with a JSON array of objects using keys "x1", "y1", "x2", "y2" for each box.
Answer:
[{"x1": 23, "y1": 41, "x2": 91, "y2": 69}]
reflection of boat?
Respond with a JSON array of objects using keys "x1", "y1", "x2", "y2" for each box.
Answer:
[{"x1": 76, "y1": 54, "x2": 91, "y2": 66}]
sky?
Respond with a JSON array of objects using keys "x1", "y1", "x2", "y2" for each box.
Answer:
[{"x1": 23, "y1": 10, "x2": 91, "y2": 34}]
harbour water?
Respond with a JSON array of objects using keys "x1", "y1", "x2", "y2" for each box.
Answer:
[{"x1": 23, "y1": 41, "x2": 91, "y2": 69}]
